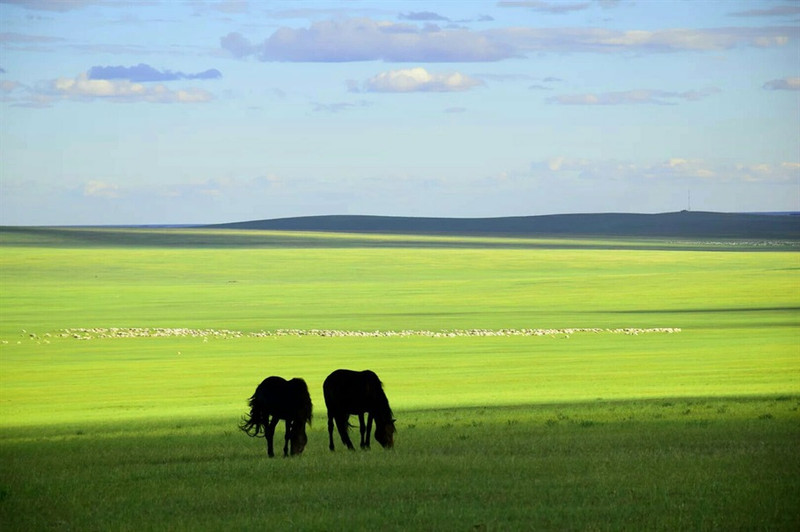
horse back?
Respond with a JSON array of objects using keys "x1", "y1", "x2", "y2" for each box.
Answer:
[
  {"x1": 323, "y1": 369, "x2": 385, "y2": 414},
  {"x1": 254, "y1": 376, "x2": 311, "y2": 422}
]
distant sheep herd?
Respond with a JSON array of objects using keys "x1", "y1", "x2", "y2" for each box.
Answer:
[{"x1": 10, "y1": 326, "x2": 681, "y2": 343}]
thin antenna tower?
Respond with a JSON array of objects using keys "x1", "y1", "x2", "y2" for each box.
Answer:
[{"x1": 687, "y1": 189, "x2": 691, "y2": 212}]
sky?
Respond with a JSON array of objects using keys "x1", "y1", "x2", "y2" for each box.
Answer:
[{"x1": 0, "y1": 0, "x2": 798, "y2": 225}]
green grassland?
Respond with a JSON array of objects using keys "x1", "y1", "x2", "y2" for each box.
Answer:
[{"x1": 1, "y1": 227, "x2": 798, "y2": 530}]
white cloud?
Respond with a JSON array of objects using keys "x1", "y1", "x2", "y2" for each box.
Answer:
[
  {"x1": 49, "y1": 73, "x2": 214, "y2": 103},
  {"x1": 83, "y1": 180, "x2": 121, "y2": 199},
  {"x1": 361, "y1": 67, "x2": 483, "y2": 93},
  {"x1": 1, "y1": 72, "x2": 215, "y2": 106}
]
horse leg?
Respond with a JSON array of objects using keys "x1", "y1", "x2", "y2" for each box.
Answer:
[
  {"x1": 283, "y1": 419, "x2": 291, "y2": 457},
  {"x1": 328, "y1": 413, "x2": 336, "y2": 451},
  {"x1": 358, "y1": 413, "x2": 367, "y2": 449},
  {"x1": 265, "y1": 416, "x2": 279, "y2": 458},
  {"x1": 336, "y1": 414, "x2": 355, "y2": 451},
  {"x1": 365, "y1": 412, "x2": 374, "y2": 449}
]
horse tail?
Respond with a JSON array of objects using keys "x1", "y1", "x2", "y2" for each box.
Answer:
[{"x1": 239, "y1": 393, "x2": 265, "y2": 437}]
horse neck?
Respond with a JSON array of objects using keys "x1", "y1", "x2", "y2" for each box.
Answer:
[
  {"x1": 295, "y1": 404, "x2": 312, "y2": 425},
  {"x1": 372, "y1": 393, "x2": 393, "y2": 421}
]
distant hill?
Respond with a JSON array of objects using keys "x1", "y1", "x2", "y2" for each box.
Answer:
[{"x1": 205, "y1": 211, "x2": 800, "y2": 240}]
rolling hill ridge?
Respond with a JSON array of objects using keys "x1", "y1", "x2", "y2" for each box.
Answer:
[{"x1": 206, "y1": 211, "x2": 800, "y2": 240}]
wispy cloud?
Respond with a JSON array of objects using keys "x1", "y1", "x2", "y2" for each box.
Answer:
[
  {"x1": 75, "y1": 157, "x2": 800, "y2": 222},
  {"x1": 1, "y1": 32, "x2": 188, "y2": 56},
  {"x1": 88, "y1": 63, "x2": 222, "y2": 82},
  {"x1": 357, "y1": 67, "x2": 484, "y2": 93},
  {"x1": 220, "y1": 18, "x2": 514, "y2": 62},
  {"x1": 497, "y1": 1, "x2": 592, "y2": 14},
  {"x1": 191, "y1": 0, "x2": 250, "y2": 15},
  {"x1": 311, "y1": 100, "x2": 371, "y2": 113},
  {"x1": 221, "y1": 18, "x2": 796, "y2": 64},
  {"x1": 476, "y1": 73, "x2": 536, "y2": 82},
  {"x1": 729, "y1": 5, "x2": 800, "y2": 18},
  {"x1": 0, "y1": 80, "x2": 21, "y2": 93},
  {"x1": 0, "y1": 0, "x2": 101, "y2": 11},
  {"x1": 398, "y1": 11, "x2": 449, "y2": 22},
  {"x1": 489, "y1": 26, "x2": 797, "y2": 53},
  {"x1": 533, "y1": 157, "x2": 800, "y2": 184},
  {"x1": 549, "y1": 87, "x2": 720, "y2": 105},
  {"x1": 0, "y1": 31, "x2": 64, "y2": 43},
  {"x1": 3, "y1": 0, "x2": 233, "y2": 13},
  {"x1": 763, "y1": 76, "x2": 800, "y2": 91}
]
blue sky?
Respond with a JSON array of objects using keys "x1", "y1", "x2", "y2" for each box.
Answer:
[{"x1": 1, "y1": 0, "x2": 798, "y2": 225}]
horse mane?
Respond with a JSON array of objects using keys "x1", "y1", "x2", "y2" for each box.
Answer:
[
  {"x1": 377, "y1": 392, "x2": 394, "y2": 423},
  {"x1": 289, "y1": 377, "x2": 313, "y2": 426},
  {"x1": 366, "y1": 372, "x2": 394, "y2": 422}
]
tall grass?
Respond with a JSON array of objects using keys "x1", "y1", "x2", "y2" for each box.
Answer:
[{"x1": 2, "y1": 399, "x2": 798, "y2": 530}]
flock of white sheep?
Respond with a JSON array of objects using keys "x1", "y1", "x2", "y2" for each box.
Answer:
[{"x1": 51, "y1": 326, "x2": 681, "y2": 341}]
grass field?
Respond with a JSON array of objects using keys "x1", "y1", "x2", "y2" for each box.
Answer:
[{"x1": 1, "y1": 227, "x2": 798, "y2": 530}]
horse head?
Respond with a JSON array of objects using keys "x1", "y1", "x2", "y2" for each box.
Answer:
[
  {"x1": 374, "y1": 417, "x2": 397, "y2": 449},
  {"x1": 289, "y1": 420, "x2": 308, "y2": 456}
]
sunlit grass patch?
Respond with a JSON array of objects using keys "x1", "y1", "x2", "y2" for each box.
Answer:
[{"x1": 0, "y1": 229, "x2": 798, "y2": 529}]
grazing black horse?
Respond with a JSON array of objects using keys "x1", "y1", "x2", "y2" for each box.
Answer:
[
  {"x1": 323, "y1": 369, "x2": 396, "y2": 451},
  {"x1": 240, "y1": 376, "x2": 312, "y2": 457}
]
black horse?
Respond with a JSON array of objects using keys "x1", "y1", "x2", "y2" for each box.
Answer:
[
  {"x1": 240, "y1": 376, "x2": 312, "y2": 457},
  {"x1": 323, "y1": 369, "x2": 396, "y2": 451}
]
